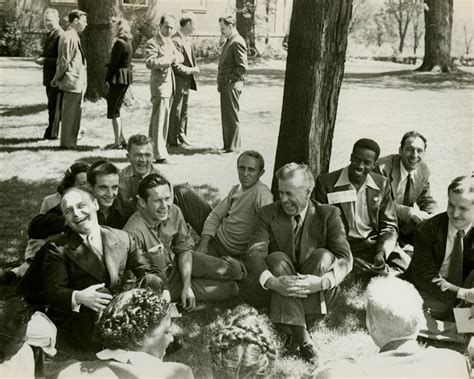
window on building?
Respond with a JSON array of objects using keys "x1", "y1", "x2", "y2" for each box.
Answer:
[
  {"x1": 122, "y1": 0, "x2": 148, "y2": 7},
  {"x1": 182, "y1": 0, "x2": 207, "y2": 12}
]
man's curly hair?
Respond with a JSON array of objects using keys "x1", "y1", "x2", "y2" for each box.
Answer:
[
  {"x1": 96, "y1": 289, "x2": 169, "y2": 350},
  {"x1": 208, "y1": 304, "x2": 279, "y2": 378}
]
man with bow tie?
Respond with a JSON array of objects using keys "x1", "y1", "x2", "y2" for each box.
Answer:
[
  {"x1": 247, "y1": 163, "x2": 352, "y2": 362},
  {"x1": 314, "y1": 138, "x2": 411, "y2": 275},
  {"x1": 376, "y1": 131, "x2": 438, "y2": 245},
  {"x1": 34, "y1": 8, "x2": 63, "y2": 140}
]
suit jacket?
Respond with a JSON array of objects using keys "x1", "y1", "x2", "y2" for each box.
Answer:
[
  {"x1": 217, "y1": 32, "x2": 247, "y2": 92},
  {"x1": 376, "y1": 154, "x2": 438, "y2": 223},
  {"x1": 314, "y1": 169, "x2": 398, "y2": 257},
  {"x1": 315, "y1": 339, "x2": 469, "y2": 378},
  {"x1": 52, "y1": 28, "x2": 87, "y2": 93},
  {"x1": 41, "y1": 26, "x2": 64, "y2": 86},
  {"x1": 408, "y1": 212, "x2": 474, "y2": 303},
  {"x1": 145, "y1": 32, "x2": 183, "y2": 98},
  {"x1": 42, "y1": 226, "x2": 164, "y2": 312},
  {"x1": 171, "y1": 32, "x2": 197, "y2": 92},
  {"x1": 247, "y1": 200, "x2": 352, "y2": 285},
  {"x1": 105, "y1": 38, "x2": 133, "y2": 85}
]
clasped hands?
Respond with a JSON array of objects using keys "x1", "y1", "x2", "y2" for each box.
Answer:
[
  {"x1": 266, "y1": 274, "x2": 323, "y2": 298},
  {"x1": 432, "y1": 276, "x2": 474, "y2": 303}
]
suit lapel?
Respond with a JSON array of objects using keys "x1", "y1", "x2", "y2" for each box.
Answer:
[
  {"x1": 366, "y1": 185, "x2": 379, "y2": 226},
  {"x1": 390, "y1": 156, "x2": 402, "y2": 200},
  {"x1": 299, "y1": 202, "x2": 317, "y2": 263},
  {"x1": 271, "y1": 206, "x2": 295, "y2": 262},
  {"x1": 64, "y1": 231, "x2": 106, "y2": 283},
  {"x1": 101, "y1": 227, "x2": 123, "y2": 288},
  {"x1": 434, "y1": 214, "x2": 449, "y2": 265},
  {"x1": 333, "y1": 184, "x2": 353, "y2": 228}
]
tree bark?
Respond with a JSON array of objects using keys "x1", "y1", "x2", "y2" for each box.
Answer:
[
  {"x1": 417, "y1": 0, "x2": 453, "y2": 72},
  {"x1": 272, "y1": 0, "x2": 353, "y2": 194},
  {"x1": 78, "y1": 0, "x2": 121, "y2": 101}
]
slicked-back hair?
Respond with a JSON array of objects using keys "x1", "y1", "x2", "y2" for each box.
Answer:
[
  {"x1": 180, "y1": 15, "x2": 194, "y2": 27},
  {"x1": 68, "y1": 9, "x2": 86, "y2": 23},
  {"x1": 275, "y1": 162, "x2": 314, "y2": 191},
  {"x1": 448, "y1": 175, "x2": 474, "y2": 197},
  {"x1": 218, "y1": 15, "x2": 236, "y2": 26},
  {"x1": 237, "y1": 150, "x2": 265, "y2": 171},
  {"x1": 127, "y1": 134, "x2": 154, "y2": 152},
  {"x1": 352, "y1": 138, "x2": 381, "y2": 160},
  {"x1": 366, "y1": 277, "x2": 423, "y2": 341},
  {"x1": 44, "y1": 8, "x2": 59, "y2": 18},
  {"x1": 160, "y1": 13, "x2": 175, "y2": 25},
  {"x1": 138, "y1": 173, "x2": 171, "y2": 201},
  {"x1": 87, "y1": 160, "x2": 119, "y2": 187},
  {"x1": 400, "y1": 130, "x2": 427, "y2": 150}
]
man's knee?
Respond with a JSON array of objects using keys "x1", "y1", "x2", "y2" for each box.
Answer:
[
  {"x1": 139, "y1": 274, "x2": 165, "y2": 295},
  {"x1": 303, "y1": 248, "x2": 335, "y2": 274},
  {"x1": 266, "y1": 251, "x2": 295, "y2": 276}
]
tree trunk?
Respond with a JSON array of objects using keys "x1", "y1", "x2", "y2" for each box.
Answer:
[
  {"x1": 236, "y1": 0, "x2": 257, "y2": 52},
  {"x1": 417, "y1": 0, "x2": 453, "y2": 72},
  {"x1": 272, "y1": 0, "x2": 353, "y2": 194},
  {"x1": 78, "y1": 0, "x2": 121, "y2": 101}
]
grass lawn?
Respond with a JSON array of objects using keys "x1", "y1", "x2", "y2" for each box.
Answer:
[{"x1": 0, "y1": 56, "x2": 473, "y2": 377}]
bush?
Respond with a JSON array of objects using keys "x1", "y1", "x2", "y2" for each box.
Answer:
[
  {"x1": 192, "y1": 37, "x2": 221, "y2": 59},
  {"x1": 0, "y1": 16, "x2": 25, "y2": 56}
]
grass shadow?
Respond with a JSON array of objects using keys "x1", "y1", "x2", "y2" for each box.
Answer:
[
  {"x1": 78, "y1": 156, "x2": 128, "y2": 165},
  {"x1": 1, "y1": 103, "x2": 47, "y2": 117},
  {"x1": 0, "y1": 137, "x2": 44, "y2": 145},
  {"x1": 168, "y1": 146, "x2": 225, "y2": 156},
  {"x1": 0, "y1": 145, "x2": 100, "y2": 153}
]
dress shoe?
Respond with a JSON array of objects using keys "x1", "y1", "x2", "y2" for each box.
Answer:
[
  {"x1": 298, "y1": 342, "x2": 318, "y2": 363},
  {"x1": 178, "y1": 135, "x2": 191, "y2": 146},
  {"x1": 155, "y1": 158, "x2": 172, "y2": 164}
]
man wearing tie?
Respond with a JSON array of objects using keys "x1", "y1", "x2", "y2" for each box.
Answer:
[
  {"x1": 34, "y1": 8, "x2": 63, "y2": 140},
  {"x1": 376, "y1": 131, "x2": 438, "y2": 245},
  {"x1": 247, "y1": 163, "x2": 352, "y2": 362},
  {"x1": 168, "y1": 15, "x2": 199, "y2": 147},
  {"x1": 407, "y1": 176, "x2": 474, "y2": 322},
  {"x1": 217, "y1": 15, "x2": 247, "y2": 153},
  {"x1": 51, "y1": 9, "x2": 87, "y2": 148},
  {"x1": 314, "y1": 138, "x2": 411, "y2": 275}
]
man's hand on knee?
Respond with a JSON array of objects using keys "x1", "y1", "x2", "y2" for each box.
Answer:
[
  {"x1": 266, "y1": 275, "x2": 307, "y2": 298},
  {"x1": 75, "y1": 283, "x2": 113, "y2": 312}
]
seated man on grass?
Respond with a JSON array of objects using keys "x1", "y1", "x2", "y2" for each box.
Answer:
[
  {"x1": 247, "y1": 163, "x2": 352, "y2": 363},
  {"x1": 407, "y1": 175, "x2": 473, "y2": 323},
  {"x1": 123, "y1": 174, "x2": 246, "y2": 310},
  {"x1": 314, "y1": 138, "x2": 410, "y2": 276},
  {"x1": 314, "y1": 277, "x2": 470, "y2": 378},
  {"x1": 376, "y1": 131, "x2": 438, "y2": 245}
]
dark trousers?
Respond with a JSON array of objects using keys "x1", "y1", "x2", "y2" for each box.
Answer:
[
  {"x1": 168, "y1": 88, "x2": 189, "y2": 145},
  {"x1": 220, "y1": 82, "x2": 242, "y2": 151},
  {"x1": 60, "y1": 91, "x2": 82, "y2": 148},
  {"x1": 173, "y1": 184, "x2": 212, "y2": 235},
  {"x1": 44, "y1": 85, "x2": 61, "y2": 138},
  {"x1": 266, "y1": 249, "x2": 338, "y2": 328}
]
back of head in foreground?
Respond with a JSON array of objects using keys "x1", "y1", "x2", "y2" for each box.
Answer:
[{"x1": 208, "y1": 304, "x2": 279, "y2": 378}]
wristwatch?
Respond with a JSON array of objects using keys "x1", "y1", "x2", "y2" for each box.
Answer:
[{"x1": 321, "y1": 276, "x2": 331, "y2": 291}]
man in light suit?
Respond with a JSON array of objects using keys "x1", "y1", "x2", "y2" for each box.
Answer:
[
  {"x1": 407, "y1": 176, "x2": 473, "y2": 322},
  {"x1": 314, "y1": 138, "x2": 411, "y2": 275},
  {"x1": 314, "y1": 277, "x2": 470, "y2": 378},
  {"x1": 34, "y1": 8, "x2": 63, "y2": 140},
  {"x1": 168, "y1": 14, "x2": 199, "y2": 147},
  {"x1": 145, "y1": 14, "x2": 183, "y2": 164},
  {"x1": 376, "y1": 131, "x2": 438, "y2": 245},
  {"x1": 247, "y1": 163, "x2": 352, "y2": 362},
  {"x1": 217, "y1": 15, "x2": 247, "y2": 153},
  {"x1": 41, "y1": 187, "x2": 164, "y2": 351},
  {"x1": 51, "y1": 9, "x2": 87, "y2": 148}
]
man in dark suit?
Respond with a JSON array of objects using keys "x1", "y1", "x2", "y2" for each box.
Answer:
[
  {"x1": 217, "y1": 15, "x2": 247, "y2": 153},
  {"x1": 407, "y1": 176, "x2": 474, "y2": 322},
  {"x1": 168, "y1": 15, "x2": 199, "y2": 147},
  {"x1": 376, "y1": 131, "x2": 438, "y2": 244},
  {"x1": 34, "y1": 8, "x2": 63, "y2": 140},
  {"x1": 247, "y1": 163, "x2": 352, "y2": 362},
  {"x1": 314, "y1": 138, "x2": 410, "y2": 275},
  {"x1": 41, "y1": 187, "x2": 164, "y2": 351}
]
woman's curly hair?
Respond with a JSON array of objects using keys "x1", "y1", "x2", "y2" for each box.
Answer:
[
  {"x1": 96, "y1": 289, "x2": 169, "y2": 350},
  {"x1": 208, "y1": 304, "x2": 279, "y2": 378},
  {"x1": 57, "y1": 162, "x2": 89, "y2": 195}
]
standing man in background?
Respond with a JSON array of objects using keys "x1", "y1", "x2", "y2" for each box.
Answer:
[
  {"x1": 217, "y1": 15, "x2": 247, "y2": 153},
  {"x1": 145, "y1": 14, "x2": 183, "y2": 164},
  {"x1": 34, "y1": 8, "x2": 63, "y2": 140},
  {"x1": 51, "y1": 9, "x2": 87, "y2": 148},
  {"x1": 168, "y1": 14, "x2": 199, "y2": 147}
]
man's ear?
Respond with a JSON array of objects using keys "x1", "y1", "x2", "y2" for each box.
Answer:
[
  {"x1": 258, "y1": 168, "x2": 265, "y2": 178},
  {"x1": 126, "y1": 152, "x2": 130, "y2": 161},
  {"x1": 92, "y1": 198, "x2": 99, "y2": 212},
  {"x1": 137, "y1": 196, "x2": 146, "y2": 209}
]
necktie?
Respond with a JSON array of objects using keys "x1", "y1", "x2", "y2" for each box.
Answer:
[
  {"x1": 403, "y1": 173, "x2": 414, "y2": 207},
  {"x1": 294, "y1": 215, "x2": 302, "y2": 239},
  {"x1": 294, "y1": 215, "x2": 302, "y2": 262},
  {"x1": 447, "y1": 230, "x2": 465, "y2": 287},
  {"x1": 87, "y1": 235, "x2": 103, "y2": 263}
]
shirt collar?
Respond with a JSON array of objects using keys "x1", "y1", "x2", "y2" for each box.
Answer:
[
  {"x1": 298, "y1": 203, "x2": 309, "y2": 222},
  {"x1": 97, "y1": 349, "x2": 163, "y2": 366},
  {"x1": 335, "y1": 166, "x2": 380, "y2": 191},
  {"x1": 178, "y1": 30, "x2": 187, "y2": 40},
  {"x1": 399, "y1": 160, "x2": 414, "y2": 182},
  {"x1": 138, "y1": 208, "x2": 169, "y2": 229},
  {"x1": 79, "y1": 226, "x2": 101, "y2": 244},
  {"x1": 448, "y1": 222, "x2": 472, "y2": 238}
]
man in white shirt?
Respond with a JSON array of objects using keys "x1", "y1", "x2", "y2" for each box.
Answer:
[
  {"x1": 376, "y1": 131, "x2": 438, "y2": 244},
  {"x1": 407, "y1": 175, "x2": 474, "y2": 322},
  {"x1": 247, "y1": 163, "x2": 352, "y2": 362}
]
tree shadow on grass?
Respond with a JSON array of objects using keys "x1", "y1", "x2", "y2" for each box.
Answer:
[
  {"x1": 0, "y1": 137, "x2": 44, "y2": 145},
  {"x1": 343, "y1": 69, "x2": 474, "y2": 91},
  {"x1": 78, "y1": 156, "x2": 128, "y2": 165},
  {"x1": 0, "y1": 145, "x2": 100, "y2": 153},
  {"x1": 168, "y1": 146, "x2": 225, "y2": 156},
  {"x1": 0, "y1": 103, "x2": 47, "y2": 117}
]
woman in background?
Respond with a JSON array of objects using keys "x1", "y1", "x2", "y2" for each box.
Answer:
[
  {"x1": 105, "y1": 17, "x2": 133, "y2": 149},
  {"x1": 208, "y1": 304, "x2": 279, "y2": 378}
]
